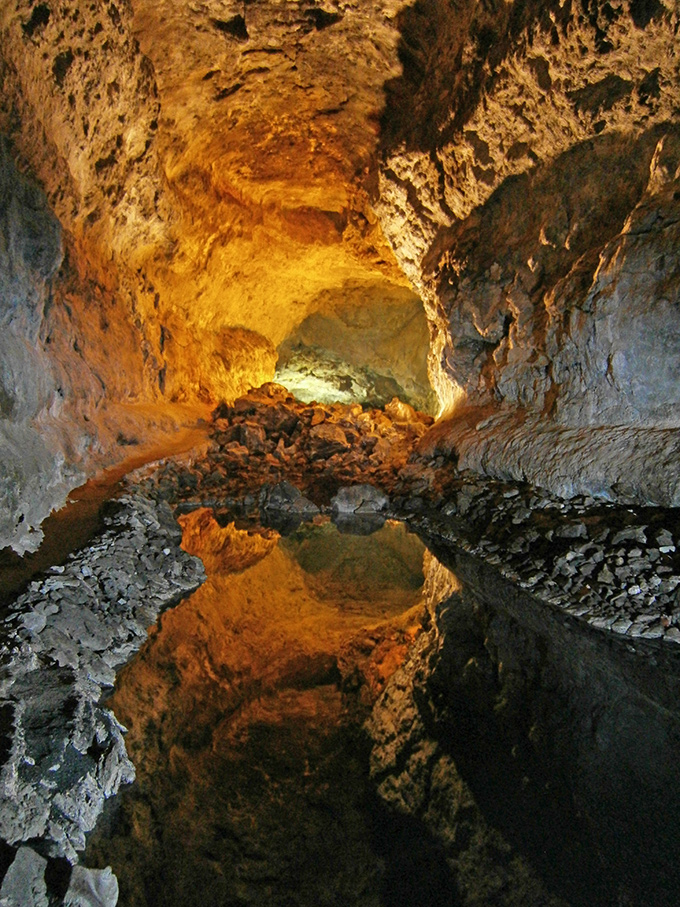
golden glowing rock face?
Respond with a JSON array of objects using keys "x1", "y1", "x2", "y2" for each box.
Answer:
[
  {"x1": 1, "y1": 0, "x2": 422, "y2": 419},
  {"x1": 130, "y1": 0, "x2": 417, "y2": 403}
]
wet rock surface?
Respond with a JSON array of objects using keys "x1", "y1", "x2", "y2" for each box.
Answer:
[{"x1": 0, "y1": 494, "x2": 204, "y2": 903}]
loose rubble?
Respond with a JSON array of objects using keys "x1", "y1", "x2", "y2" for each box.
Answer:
[
  {"x1": 137, "y1": 383, "x2": 434, "y2": 509},
  {"x1": 137, "y1": 383, "x2": 680, "y2": 648},
  {"x1": 408, "y1": 476, "x2": 680, "y2": 648},
  {"x1": 0, "y1": 494, "x2": 205, "y2": 904}
]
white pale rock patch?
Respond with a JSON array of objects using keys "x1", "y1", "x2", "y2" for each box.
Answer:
[
  {"x1": 64, "y1": 866, "x2": 119, "y2": 907},
  {"x1": 0, "y1": 846, "x2": 48, "y2": 907}
]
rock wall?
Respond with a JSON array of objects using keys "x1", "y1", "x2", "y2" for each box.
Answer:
[
  {"x1": 0, "y1": 1, "x2": 179, "y2": 553},
  {"x1": 276, "y1": 282, "x2": 436, "y2": 412},
  {"x1": 375, "y1": 0, "x2": 680, "y2": 498},
  {"x1": 0, "y1": 0, "x2": 431, "y2": 551},
  {"x1": 0, "y1": 141, "x2": 80, "y2": 554},
  {"x1": 0, "y1": 138, "x2": 181, "y2": 554}
]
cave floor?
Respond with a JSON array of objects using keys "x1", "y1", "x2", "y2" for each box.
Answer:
[
  {"x1": 2, "y1": 385, "x2": 680, "y2": 905},
  {"x1": 0, "y1": 416, "x2": 211, "y2": 608}
]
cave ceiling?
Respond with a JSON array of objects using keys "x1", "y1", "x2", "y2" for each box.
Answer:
[
  {"x1": 2, "y1": 0, "x2": 679, "y2": 408},
  {"x1": 1, "y1": 0, "x2": 421, "y2": 404},
  {"x1": 1, "y1": 0, "x2": 680, "y2": 553}
]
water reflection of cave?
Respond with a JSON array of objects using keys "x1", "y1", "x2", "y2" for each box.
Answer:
[
  {"x1": 84, "y1": 512, "x2": 429, "y2": 906},
  {"x1": 274, "y1": 283, "x2": 437, "y2": 413}
]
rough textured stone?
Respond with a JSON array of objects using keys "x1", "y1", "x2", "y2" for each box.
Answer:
[
  {"x1": 0, "y1": 494, "x2": 205, "y2": 870},
  {"x1": 331, "y1": 484, "x2": 389, "y2": 514},
  {"x1": 64, "y1": 866, "x2": 118, "y2": 907},
  {"x1": 0, "y1": 846, "x2": 48, "y2": 907},
  {"x1": 0, "y1": 0, "x2": 422, "y2": 550},
  {"x1": 374, "y1": 0, "x2": 680, "y2": 498},
  {"x1": 2, "y1": 0, "x2": 680, "y2": 549},
  {"x1": 259, "y1": 480, "x2": 320, "y2": 517}
]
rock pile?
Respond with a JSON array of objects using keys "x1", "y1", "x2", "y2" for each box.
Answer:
[
  {"x1": 128, "y1": 383, "x2": 680, "y2": 647},
  {"x1": 132, "y1": 383, "x2": 680, "y2": 647},
  {"x1": 0, "y1": 494, "x2": 205, "y2": 905},
  {"x1": 141, "y1": 383, "x2": 434, "y2": 509},
  {"x1": 409, "y1": 475, "x2": 680, "y2": 646}
]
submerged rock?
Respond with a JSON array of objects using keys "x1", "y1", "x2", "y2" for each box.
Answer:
[
  {"x1": 64, "y1": 866, "x2": 118, "y2": 907},
  {"x1": 0, "y1": 846, "x2": 48, "y2": 907}
]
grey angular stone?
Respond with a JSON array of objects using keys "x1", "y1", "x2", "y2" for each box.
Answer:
[
  {"x1": 331, "y1": 484, "x2": 389, "y2": 514},
  {"x1": 0, "y1": 846, "x2": 48, "y2": 907},
  {"x1": 556, "y1": 522, "x2": 587, "y2": 539},
  {"x1": 657, "y1": 529, "x2": 674, "y2": 547},
  {"x1": 64, "y1": 865, "x2": 119, "y2": 907},
  {"x1": 259, "y1": 480, "x2": 319, "y2": 516},
  {"x1": 19, "y1": 612, "x2": 46, "y2": 635},
  {"x1": 612, "y1": 527, "x2": 647, "y2": 546}
]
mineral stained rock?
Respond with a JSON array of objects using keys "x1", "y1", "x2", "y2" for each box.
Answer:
[{"x1": 3, "y1": 0, "x2": 680, "y2": 550}]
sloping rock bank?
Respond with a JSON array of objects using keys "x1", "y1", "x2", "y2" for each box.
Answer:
[
  {"x1": 0, "y1": 494, "x2": 205, "y2": 905},
  {"x1": 406, "y1": 474, "x2": 680, "y2": 646}
]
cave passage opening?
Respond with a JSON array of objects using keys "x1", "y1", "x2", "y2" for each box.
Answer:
[{"x1": 270, "y1": 282, "x2": 437, "y2": 415}]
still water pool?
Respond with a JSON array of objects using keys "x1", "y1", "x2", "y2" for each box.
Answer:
[{"x1": 83, "y1": 511, "x2": 680, "y2": 907}]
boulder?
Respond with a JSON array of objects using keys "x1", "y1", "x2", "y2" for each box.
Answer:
[
  {"x1": 331, "y1": 484, "x2": 390, "y2": 515},
  {"x1": 259, "y1": 481, "x2": 319, "y2": 516},
  {"x1": 64, "y1": 865, "x2": 119, "y2": 907},
  {"x1": 0, "y1": 847, "x2": 48, "y2": 907}
]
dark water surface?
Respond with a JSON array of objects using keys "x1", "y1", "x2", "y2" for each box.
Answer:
[
  {"x1": 85, "y1": 514, "x2": 438, "y2": 906},
  {"x1": 82, "y1": 512, "x2": 680, "y2": 907}
]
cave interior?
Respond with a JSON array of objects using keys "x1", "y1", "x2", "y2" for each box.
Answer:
[{"x1": 1, "y1": 0, "x2": 680, "y2": 905}]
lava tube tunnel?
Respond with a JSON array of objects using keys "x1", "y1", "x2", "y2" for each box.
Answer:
[{"x1": 1, "y1": 2, "x2": 680, "y2": 906}]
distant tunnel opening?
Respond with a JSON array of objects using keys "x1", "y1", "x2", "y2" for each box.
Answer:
[{"x1": 272, "y1": 283, "x2": 437, "y2": 414}]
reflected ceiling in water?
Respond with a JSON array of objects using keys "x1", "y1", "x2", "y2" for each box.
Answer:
[{"x1": 85, "y1": 513, "x2": 428, "y2": 906}]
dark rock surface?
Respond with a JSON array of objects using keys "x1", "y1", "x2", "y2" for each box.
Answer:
[
  {"x1": 1, "y1": 383, "x2": 680, "y2": 903},
  {"x1": 0, "y1": 493, "x2": 205, "y2": 903}
]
